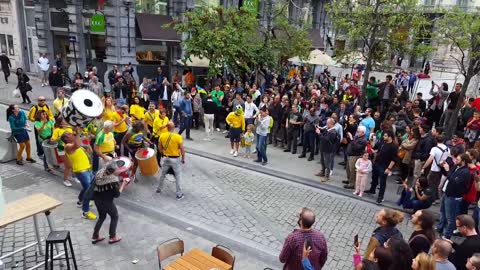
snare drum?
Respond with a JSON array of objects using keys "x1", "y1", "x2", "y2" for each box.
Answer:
[
  {"x1": 62, "y1": 89, "x2": 103, "y2": 127},
  {"x1": 135, "y1": 148, "x2": 159, "y2": 176}
]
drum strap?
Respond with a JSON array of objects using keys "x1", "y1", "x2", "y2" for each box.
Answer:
[{"x1": 161, "y1": 133, "x2": 173, "y2": 154}]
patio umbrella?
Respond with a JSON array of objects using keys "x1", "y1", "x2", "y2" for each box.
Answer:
[
  {"x1": 306, "y1": 49, "x2": 335, "y2": 66},
  {"x1": 287, "y1": 56, "x2": 303, "y2": 66},
  {"x1": 176, "y1": 55, "x2": 210, "y2": 67}
]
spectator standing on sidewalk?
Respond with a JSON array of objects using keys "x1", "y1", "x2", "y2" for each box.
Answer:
[
  {"x1": 156, "y1": 122, "x2": 185, "y2": 200},
  {"x1": 226, "y1": 104, "x2": 245, "y2": 157},
  {"x1": 7, "y1": 104, "x2": 36, "y2": 165},
  {"x1": 37, "y1": 53, "x2": 49, "y2": 87},
  {"x1": 299, "y1": 107, "x2": 320, "y2": 161},
  {"x1": 315, "y1": 118, "x2": 339, "y2": 183},
  {"x1": 91, "y1": 160, "x2": 124, "y2": 244},
  {"x1": 365, "y1": 130, "x2": 398, "y2": 204},
  {"x1": 422, "y1": 134, "x2": 450, "y2": 203},
  {"x1": 107, "y1": 65, "x2": 119, "y2": 88},
  {"x1": 48, "y1": 66, "x2": 63, "y2": 99},
  {"x1": 244, "y1": 95, "x2": 259, "y2": 126},
  {"x1": 52, "y1": 88, "x2": 69, "y2": 118},
  {"x1": 432, "y1": 239, "x2": 455, "y2": 270},
  {"x1": 203, "y1": 94, "x2": 216, "y2": 140},
  {"x1": 449, "y1": 215, "x2": 480, "y2": 270},
  {"x1": 437, "y1": 154, "x2": 470, "y2": 239},
  {"x1": 284, "y1": 104, "x2": 303, "y2": 155},
  {"x1": 279, "y1": 207, "x2": 328, "y2": 270},
  {"x1": 411, "y1": 125, "x2": 436, "y2": 180},
  {"x1": 0, "y1": 52, "x2": 11, "y2": 84},
  {"x1": 344, "y1": 126, "x2": 368, "y2": 190},
  {"x1": 178, "y1": 92, "x2": 193, "y2": 140},
  {"x1": 254, "y1": 106, "x2": 271, "y2": 166}
]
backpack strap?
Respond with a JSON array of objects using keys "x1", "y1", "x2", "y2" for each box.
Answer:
[{"x1": 408, "y1": 233, "x2": 430, "y2": 245}]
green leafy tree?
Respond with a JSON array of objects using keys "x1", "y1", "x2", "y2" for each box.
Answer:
[
  {"x1": 326, "y1": 0, "x2": 431, "y2": 102},
  {"x1": 173, "y1": 7, "x2": 259, "y2": 77},
  {"x1": 435, "y1": 7, "x2": 480, "y2": 138}
]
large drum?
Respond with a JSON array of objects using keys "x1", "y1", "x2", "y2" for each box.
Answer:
[
  {"x1": 135, "y1": 148, "x2": 159, "y2": 176},
  {"x1": 62, "y1": 89, "x2": 103, "y2": 127},
  {"x1": 42, "y1": 140, "x2": 59, "y2": 166}
]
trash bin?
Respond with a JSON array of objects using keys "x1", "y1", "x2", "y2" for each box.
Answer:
[{"x1": 42, "y1": 140, "x2": 59, "y2": 167}]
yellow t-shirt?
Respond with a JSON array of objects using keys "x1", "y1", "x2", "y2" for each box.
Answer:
[
  {"x1": 66, "y1": 147, "x2": 91, "y2": 173},
  {"x1": 112, "y1": 111, "x2": 128, "y2": 133},
  {"x1": 102, "y1": 107, "x2": 115, "y2": 122},
  {"x1": 144, "y1": 110, "x2": 159, "y2": 128},
  {"x1": 28, "y1": 104, "x2": 54, "y2": 122},
  {"x1": 51, "y1": 126, "x2": 73, "y2": 151},
  {"x1": 129, "y1": 104, "x2": 145, "y2": 123},
  {"x1": 52, "y1": 97, "x2": 69, "y2": 116},
  {"x1": 95, "y1": 130, "x2": 115, "y2": 153},
  {"x1": 159, "y1": 132, "x2": 183, "y2": 157},
  {"x1": 153, "y1": 116, "x2": 169, "y2": 138}
]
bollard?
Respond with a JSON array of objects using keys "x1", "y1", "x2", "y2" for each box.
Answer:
[{"x1": 0, "y1": 128, "x2": 18, "y2": 163}]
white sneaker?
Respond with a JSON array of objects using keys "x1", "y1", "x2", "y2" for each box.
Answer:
[
  {"x1": 233, "y1": 151, "x2": 238, "y2": 157},
  {"x1": 216, "y1": 128, "x2": 221, "y2": 132},
  {"x1": 63, "y1": 181, "x2": 72, "y2": 187},
  {"x1": 72, "y1": 177, "x2": 80, "y2": 184},
  {"x1": 230, "y1": 149, "x2": 235, "y2": 155},
  {"x1": 223, "y1": 130, "x2": 228, "y2": 134},
  {"x1": 330, "y1": 170, "x2": 333, "y2": 176}
]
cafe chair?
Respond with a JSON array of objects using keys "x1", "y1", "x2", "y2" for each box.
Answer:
[
  {"x1": 157, "y1": 238, "x2": 184, "y2": 269},
  {"x1": 211, "y1": 244, "x2": 235, "y2": 269}
]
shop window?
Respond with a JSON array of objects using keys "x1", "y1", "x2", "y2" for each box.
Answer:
[
  {"x1": 0, "y1": 34, "x2": 15, "y2": 56},
  {"x1": 136, "y1": 46, "x2": 167, "y2": 64},
  {"x1": 136, "y1": 0, "x2": 168, "y2": 15},
  {"x1": 83, "y1": 0, "x2": 101, "y2": 10},
  {"x1": 0, "y1": 35, "x2": 6, "y2": 54},
  {"x1": 25, "y1": 8, "x2": 35, "y2": 27},
  {"x1": 50, "y1": 11, "x2": 69, "y2": 28}
]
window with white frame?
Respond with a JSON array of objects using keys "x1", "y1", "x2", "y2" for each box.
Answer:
[{"x1": 0, "y1": 34, "x2": 15, "y2": 55}]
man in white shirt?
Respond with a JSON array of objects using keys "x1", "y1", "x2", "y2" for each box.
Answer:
[
  {"x1": 244, "y1": 95, "x2": 259, "y2": 126},
  {"x1": 37, "y1": 53, "x2": 50, "y2": 87},
  {"x1": 422, "y1": 134, "x2": 450, "y2": 202}
]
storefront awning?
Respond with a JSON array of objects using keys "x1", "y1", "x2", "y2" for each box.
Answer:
[{"x1": 135, "y1": 13, "x2": 181, "y2": 42}]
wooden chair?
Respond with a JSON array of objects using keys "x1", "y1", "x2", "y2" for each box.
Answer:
[
  {"x1": 211, "y1": 244, "x2": 235, "y2": 269},
  {"x1": 157, "y1": 238, "x2": 184, "y2": 269}
]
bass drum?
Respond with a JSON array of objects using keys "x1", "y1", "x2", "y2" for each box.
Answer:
[{"x1": 62, "y1": 89, "x2": 103, "y2": 127}]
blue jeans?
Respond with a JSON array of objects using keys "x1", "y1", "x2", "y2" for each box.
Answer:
[
  {"x1": 369, "y1": 163, "x2": 388, "y2": 200},
  {"x1": 179, "y1": 115, "x2": 192, "y2": 138},
  {"x1": 256, "y1": 134, "x2": 268, "y2": 162},
  {"x1": 438, "y1": 196, "x2": 462, "y2": 239},
  {"x1": 397, "y1": 189, "x2": 431, "y2": 212},
  {"x1": 75, "y1": 170, "x2": 93, "y2": 213},
  {"x1": 473, "y1": 206, "x2": 480, "y2": 233}
]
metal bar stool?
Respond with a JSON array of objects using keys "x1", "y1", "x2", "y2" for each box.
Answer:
[{"x1": 44, "y1": 231, "x2": 78, "y2": 270}]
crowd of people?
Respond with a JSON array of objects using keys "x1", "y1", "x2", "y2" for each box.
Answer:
[{"x1": 7, "y1": 59, "x2": 480, "y2": 269}]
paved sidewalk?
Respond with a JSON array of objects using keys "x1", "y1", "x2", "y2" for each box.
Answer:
[{"x1": 0, "y1": 162, "x2": 272, "y2": 270}]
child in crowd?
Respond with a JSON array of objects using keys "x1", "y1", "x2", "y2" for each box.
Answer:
[
  {"x1": 243, "y1": 124, "x2": 255, "y2": 158},
  {"x1": 354, "y1": 152, "x2": 372, "y2": 197}
]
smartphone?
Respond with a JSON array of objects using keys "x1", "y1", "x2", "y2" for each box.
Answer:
[
  {"x1": 305, "y1": 236, "x2": 313, "y2": 250},
  {"x1": 354, "y1": 234, "x2": 359, "y2": 247}
]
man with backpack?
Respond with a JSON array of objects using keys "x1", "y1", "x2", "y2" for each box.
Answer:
[
  {"x1": 28, "y1": 96, "x2": 53, "y2": 157},
  {"x1": 421, "y1": 135, "x2": 450, "y2": 203},
  {"x1": 315, "y1": 118, "x2": 339, "y2": 183}
]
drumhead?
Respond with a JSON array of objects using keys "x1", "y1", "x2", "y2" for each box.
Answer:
[
  {"x1": 71, "y1": 89, "x2": 103, "y2": 117},
  {"x1": 114, "y1": 156, "x2": 132, "y2": 173},
  {"x1": 135, "y1": 148, "x2": 156, "y2": 160}
]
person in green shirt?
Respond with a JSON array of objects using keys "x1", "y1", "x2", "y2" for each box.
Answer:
[
  {"x1": 210, "y1": 85, "x2": 224, "y2": 107},
  {"x1": 366, "y1": 76, "x2": 379, "y2": 109},
  {"x1": 34, "y1": 110, "x2": 54, "y2": 172}
]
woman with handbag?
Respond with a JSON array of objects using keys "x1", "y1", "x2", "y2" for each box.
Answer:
[
  {"x1": 398, "y1": 125, "x2": 420, "y2": 184},
  {"x1": 16, "y1": 68, "x2": 31, "y2": 104},
  {"x1": 7, "y1": 104, "x2": 36, "y2": 165}
]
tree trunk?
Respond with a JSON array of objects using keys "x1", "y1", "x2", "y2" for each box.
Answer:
[{"x1": 443, "y1": 72, "x2": 472, "y2": 140}]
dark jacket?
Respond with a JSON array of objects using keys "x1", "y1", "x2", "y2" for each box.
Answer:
[
  {"x1": 203, "y1": 99, "x2": 217, "y2": 115},
  {"x1": 48, "y1": 71, "x2": 63, "y2": 87},
  {"x1": 16, "y1": 73, "x2": 30, "y2": 92},
  {"x1": 268, "y1": 102, "x2": 283, "y2": 121},
  {"x1": 107, "y1": 69, "x2": 118, "y2": 86},
  {"x1": 445, "y1": 165, "x2": 470, "y2": 198},
  {"x1": 378, "y1": 82, "x2": 396, "y2": 100},
  {"x1": 158, "y1": 84, "x2": 172, "y2": 101},
  {"x1": 0, "y1": 54, "x2": 11, "y2": 71},
  {"x1": 319, "y1": 128, "x2": 339, "y2": 153},
  {"x1": 412, "y1": 134, "x2": 435, "y2": 161},
  {"x1": 347, "y1": 135, "x2": 368, "y2": 156}
]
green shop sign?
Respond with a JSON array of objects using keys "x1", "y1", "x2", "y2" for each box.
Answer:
[
  {"x1": 243, "y1": 0, "x2": 259, "y2": 13},
  {"x1": 90, "y1": 13, "x2": 106, "y2": 33}
]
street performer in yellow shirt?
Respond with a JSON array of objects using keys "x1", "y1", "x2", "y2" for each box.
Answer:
[
  {"x1": 152, "y1": 108, "x2": 169, "y2": 164},
  {"x1": 156, "y1": 122, "x2": 185, "y2": 200},
  {"x1": 225, "y1": 104, "x2": 245, "y2": 157}
]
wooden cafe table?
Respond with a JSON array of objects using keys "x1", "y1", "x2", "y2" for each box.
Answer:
[
  {"x1": 164, "y1": 248, "x2": 233, "y2": 270},
  {"x1": 0, "y1": 193, "x2": 63, "y2": 263}
]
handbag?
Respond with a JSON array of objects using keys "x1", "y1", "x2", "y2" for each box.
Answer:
[
  {"x1": 13, "y1": 89, "x2": 20, "y2": 98},
  {"x1": 25, "y1": 82, "x2": 32, "y2": 92},
  {"x1": 397, "y1": 148, "x2": 406, "y2": 159}
]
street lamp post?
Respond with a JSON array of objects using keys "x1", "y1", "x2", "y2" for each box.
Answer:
[{"x1": 123, "y1": 1, "x2": 131, "y2": 53}]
